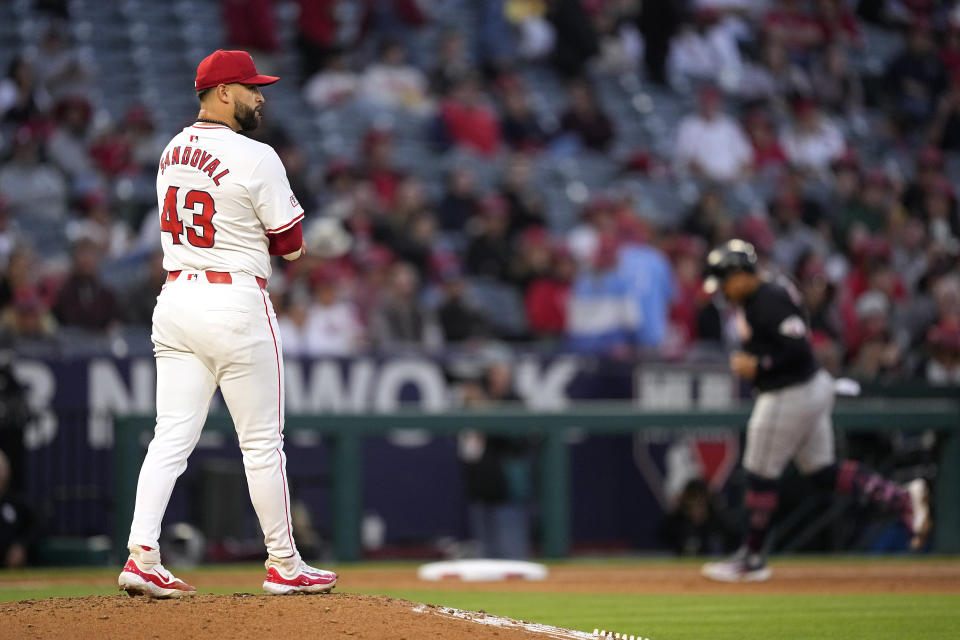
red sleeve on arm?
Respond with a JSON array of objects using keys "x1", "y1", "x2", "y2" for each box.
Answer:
[{"x1": 267, "y1": 221, "x2": 303, "y2": 256}]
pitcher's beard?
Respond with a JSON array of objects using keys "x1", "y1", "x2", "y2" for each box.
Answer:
[{"x1": 235, "y1": 102, "x2": 261, "y2": 132}]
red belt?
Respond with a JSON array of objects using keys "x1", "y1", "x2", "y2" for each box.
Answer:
[{"x1": 166, "y1": 270, "x2": 267, "y2": 289}]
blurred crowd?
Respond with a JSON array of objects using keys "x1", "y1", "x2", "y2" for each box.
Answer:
[{"x1": 1, "y1": 0, "x2": 960, "y2": 386}]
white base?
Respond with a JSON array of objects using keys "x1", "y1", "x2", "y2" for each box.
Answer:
[{"x1": 417, "y1": 559, "x2": 548, "y2": 582}]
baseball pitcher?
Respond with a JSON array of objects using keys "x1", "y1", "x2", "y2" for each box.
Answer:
[{"x1": 118, "y1": 50, "x2": 337, "y2": 597}]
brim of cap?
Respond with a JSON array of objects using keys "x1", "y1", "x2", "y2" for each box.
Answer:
[
  {"x1": 238, "y1": 73, "x2": 279, "y2": 86},
  {"x1": 703, "y1": 276, "x2": 719, "y2": 295}
]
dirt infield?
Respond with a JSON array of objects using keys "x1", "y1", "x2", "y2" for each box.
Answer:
[{"x1": 2, "y1": 561, "x2": 958, "y2": 640}]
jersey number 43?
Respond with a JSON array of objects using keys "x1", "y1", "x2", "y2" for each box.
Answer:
[{"x1": 161, "y1": 185, "x2": 216, "y2": 248}]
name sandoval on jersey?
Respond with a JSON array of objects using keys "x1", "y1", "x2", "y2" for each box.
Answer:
[{"x1": 159, "y1": 144, "x2": 230, "y2": 185}]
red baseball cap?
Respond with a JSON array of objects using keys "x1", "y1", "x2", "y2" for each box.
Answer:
[{"x1": 195, "y1": 50, "x2": 279, "y2": 91}]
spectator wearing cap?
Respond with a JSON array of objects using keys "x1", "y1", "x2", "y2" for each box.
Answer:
[
  {"x1": 51, "y1": 238, "x2": 119, "y2": 333},
  {"x1": 0, "y1": 127, "x2": 68, "y2": 221},
  {"x1": 525, "y1": 245, "x2": 575, "y2": 339},
  {"x1": 675, "y1": 87, "x2": 753, "y2": 183},
  {"x1": 435, "y1": 74, "x2": 502, "y2": 157},
  {"x1": 780, "y1": 97, "x2": 846, "y2": 177},
  {"x1": 359, "y1": 38, "x2": 431, "y2": 113},
  {"x1": 465, "y1": 195, "x2": 514, "y2": 283},
  {"x1": 566, "y1": 234, "x2": 638, "y2": 356},
  {"x1": 885, "y1": 19, "x2": 947, "y2": 134},
  {"x1": 557, "y1": 78, "x2": 614, "y2": 152}
]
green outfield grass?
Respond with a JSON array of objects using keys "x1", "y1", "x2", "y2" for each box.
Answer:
[{"x1": 1, "y1": 560, "x2": 958, "y2": 640}]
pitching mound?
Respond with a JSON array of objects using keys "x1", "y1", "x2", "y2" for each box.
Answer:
[{"x1": 5, "y1": 593, "x2": 593, "y2": 640}]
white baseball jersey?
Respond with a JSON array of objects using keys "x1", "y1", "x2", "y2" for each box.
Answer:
[{"x1": 156, "y1": 122, "x2": 304, "y2": 279}]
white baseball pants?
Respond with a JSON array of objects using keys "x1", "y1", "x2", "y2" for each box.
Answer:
[
  {"x1": 743, "y1": 369, "x2": 836, "y2": 479},
  {"x1": 127, "y1": 271, "x2": 298, "y2": 561}
]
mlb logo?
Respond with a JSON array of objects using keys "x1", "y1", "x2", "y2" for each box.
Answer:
[
  {"x1": 290, "y1": 194, "x2": 299, "y2": 208},
  {"x1": 190, "y1": 135, "x2": 199, "y2": 142},
  {"x1": 633, "y1": 431, "x2": 739, "y2": 509}
]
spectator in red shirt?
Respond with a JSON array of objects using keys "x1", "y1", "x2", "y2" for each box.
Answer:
[
  {"x1": 295, "y1": 0, "x2": 341, "y2": 80},
  {"x1": 763, "y1": 0, "x2": 824, "y2": 55},
  {"x1": 361, "y1": 127, "x2": 404, "y2": 209},
  {"x1": 664, "y1": 234, "x2": 707, "y2": 350},
  {"x1": 52, "y1": 238, "x2": 119, "y2": 332},
  {"x1": 526, "y1": 245, "x2": 576, "y2": 338},
  {"x1": 222, "y1": 0, "x2": 280, "y2": 69},
  {"x1": 744, "y1": 108, "x2": 787, "y2": 175},
  {"x1": 436, "y1": 74, "x2": 502, "y2": 157}
]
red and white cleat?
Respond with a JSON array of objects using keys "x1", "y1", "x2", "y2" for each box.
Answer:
[
  {"x1": 118, "y1": 558, "x2": 196, "y2": 598},
  {"x1": 906, "y1": 478, "x2": 932, "y2": 550},
  {"x1": 263, "y1": 562, "x2": 338, "y2": 595}
]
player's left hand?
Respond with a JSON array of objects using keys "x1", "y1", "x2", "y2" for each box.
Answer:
[{"x1": 730, "y1": 351, "x2": 758, "y2": 379}]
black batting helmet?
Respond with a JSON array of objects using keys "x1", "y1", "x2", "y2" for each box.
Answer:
[{"x1": 703, "y1": 239, "x2": 757, "y2": 294}]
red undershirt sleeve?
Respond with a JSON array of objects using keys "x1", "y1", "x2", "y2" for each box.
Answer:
[{"x1": 267, "y1": 221, "x2": 303, "y2": 256}]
